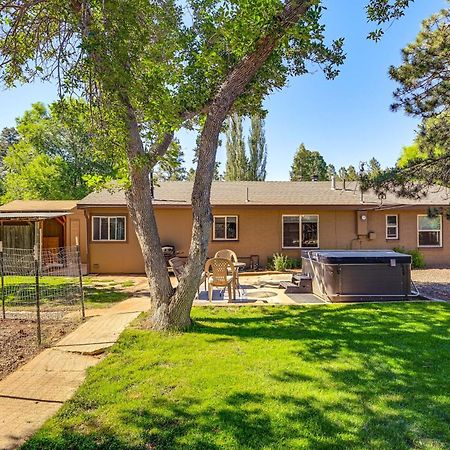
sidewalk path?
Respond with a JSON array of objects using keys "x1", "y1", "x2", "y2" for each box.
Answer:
[{"x1": 0, "y1": 295, "x2": 150, "y2": 450}]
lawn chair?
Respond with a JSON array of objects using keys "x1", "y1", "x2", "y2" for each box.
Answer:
[
  {"x1": 214, "y1": 249, "x2": 238, "y2": 263},
  {"x1": 169, "y1": 257, "x2": 205, "y2": 297},
  {"x1": 204, "y1": 257, "x2": 236, "y2": 302},
  {"x1": 214, "y1": 249, "x2": 243, "y2": 292}
]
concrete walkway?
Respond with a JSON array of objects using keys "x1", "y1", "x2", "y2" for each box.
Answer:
[{"x1": 0, "y1": 296, "x2": 150, "y2": 450}]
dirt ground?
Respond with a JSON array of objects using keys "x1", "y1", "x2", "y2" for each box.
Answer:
[
  {"x1": 0, "y1": 318, "x2": 78, "y2": 381},
  {"x1": 411, "y1": 268, "x2": 450, "y2": 301}
]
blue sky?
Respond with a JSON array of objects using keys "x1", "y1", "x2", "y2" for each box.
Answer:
[{"x1": 0, "y1": 0, "x2": 446, "y2": 180}]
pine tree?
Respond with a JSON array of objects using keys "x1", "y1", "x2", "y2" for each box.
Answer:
[
  {"x1": 290, "y1": 143, "x2": 328, "y2": 181},
  {"x1": 346, "y1": 165, "x2": 358, "y2": 181},
  {"x1": 327, "y1": 164, "x2": 337, "y2": 179},
  {"x1": 364, "y1": 6, "x2": 450, "y2": 196},
  {"x1": 154, "y1": 140, "x2": 188, "y2": 181},
  {"x1": 224, "y1": 114, "x2": 248, "y2": 181},
  {"x1": 247, "y1": 114, "x2": 267, "y2": 181},
  {"x1": 367, "y1": 157, "x2": 381, "y2": 178}
]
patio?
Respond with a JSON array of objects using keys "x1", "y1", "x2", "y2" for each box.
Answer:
[{"x1": 193, "y1": 273, "x2": 328, "y2": 306}]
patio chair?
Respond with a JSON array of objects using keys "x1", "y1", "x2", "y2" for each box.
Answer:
[
  {"x1": 214, "y1": 249, "x2": 238, "y2": 263},
  {"x1": 204, "y1": 257, "x2": 236, "y2": 303},
  {"x1": 214, "y1": 249, "x2": 243, "y2": 292},
  {"x1": 169, "y1": 257, "x2": 206, "y2": 297}
]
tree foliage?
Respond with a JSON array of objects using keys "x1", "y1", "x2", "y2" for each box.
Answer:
[
  {"x1": 247, "y1": 115, "x2": 267, "y2": 181},
  {"x1": 224, "y1": 114, "x2": 248, "y2": 181},
  {"x1": 1, "y1": 101, "x2": 117, "y2": 201},
  {"x1": 364, "y1": 4, "x2": 450, "y2": 196},
  {"x1": 290, "y1": 143, "x2": 328, "y2": 181},
  {"x1": 224, "y1": 113, "x2": 267, "y2": 181},
  {"x1": 153, "y1": 140, "x2": 188, "y2": 181},
  {"x1": 0, "y1": 126, "x2": 19, "y2": 162}
]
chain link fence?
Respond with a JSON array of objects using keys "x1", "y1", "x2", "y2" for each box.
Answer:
[{"x1": 0, "y1": 242, "x2": 85, "y2": 345}]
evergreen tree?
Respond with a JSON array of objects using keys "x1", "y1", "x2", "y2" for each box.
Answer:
[
  {"x1": 367, "y1": 157, "x2": 381, "y2": 178},
  {"x1": 346, "y1": 165, "x2": 358, "y2": 181},
  {"x1": 224, "y1": 114, "x2": 248, "y2": 181},
  {"x1": 327, "y1": 164, "x2": 337, "y2": 179},
  {"x1": 290, "y1": 143, "x2": 328, "y2": 181},
  {"x1": 364, "y1": 6, "x2": 450, "y2": 196},
  {"x1": 247, "y1": 114, "x2": 267, "y2": 181},
  {"x1": 154, "y1": 140, "x2": 188, "y2": 181}
]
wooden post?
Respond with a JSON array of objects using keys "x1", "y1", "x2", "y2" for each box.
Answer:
[
  {"x1": 0, "y1": 241, "x2": 5, "y2": 320},
  {"x1": 34, "y1": 244, "x2": 42, "y2": 345},
  {"x1": 75, "y1": 236, "x2": 85, "y2": 319}
]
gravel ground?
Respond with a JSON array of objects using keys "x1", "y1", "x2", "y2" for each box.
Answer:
[
  {"x1": 412, "y1": 268, "x2": 450, "y2": 301},
  {"x1": 0, "y1": 318, "x2": 78, "y2": 381}
]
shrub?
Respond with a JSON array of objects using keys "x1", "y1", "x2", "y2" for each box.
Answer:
[
  {"x1": 267, "y1": 253, "x2": 301, "y2": 271},
  {"x1": 393, "y1": 247, "x2": 426, "y2": 269}
]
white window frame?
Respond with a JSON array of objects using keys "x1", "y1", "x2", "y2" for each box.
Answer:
[
  {"x1": 417, "y1": 214, "x2": 442, "y2": 248},
  {"x1": 213, "y1": 215, "x2": 239, "y2": 241},
  {"x1": 386, "y1": 214, "x2": 399, "y2": 240},
  {"x1": 92, "y1": 216, "x2": 127, "y2": 242},
  {"x1": 282, "y1": 214, "x2": 319, "y2": 249}
]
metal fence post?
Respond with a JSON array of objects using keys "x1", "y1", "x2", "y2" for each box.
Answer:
[
  {"x1": 76, "y1": 237, "x2": 85, "y2": 319},
  {"x1": 0, "y1": 241, "x2": 5, "y2": 320},
  {"x1": 34, "y1": 244, "x2": 42, "y2": 345}
]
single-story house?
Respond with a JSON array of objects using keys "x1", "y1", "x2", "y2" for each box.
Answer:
[{"x1": 1, "y1": 181, "x2": 449, "y2": 273}]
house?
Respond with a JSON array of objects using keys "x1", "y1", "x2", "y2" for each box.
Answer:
[
  {"x1": 1, "y1": 181, "x2": 449, "y2": 273},
  {"x1": 77, "y1": 181, "x2": 449, "y2": 273}
]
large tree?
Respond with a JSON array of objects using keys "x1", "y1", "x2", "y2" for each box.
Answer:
[
  {"x1": 290, "y1": 143, "x2": 328, "y2": 181},
  {"x1": 1, "y1": 101, "x2": 117, "y2": 201},
  {"x1": 364, "y1": 5, "x2": 450, "y2": 196},
  {"x1": 0, "y1": 1, "x2": 412, "y2": 330}
]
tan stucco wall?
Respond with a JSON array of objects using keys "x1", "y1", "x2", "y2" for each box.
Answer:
[{"x1": 82, "y1": 205, "x2": 450, "y2": 273}]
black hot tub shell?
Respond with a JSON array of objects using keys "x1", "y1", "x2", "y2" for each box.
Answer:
[{"x1": 301, "y1": 250, "x2": 417, "y2": 302}]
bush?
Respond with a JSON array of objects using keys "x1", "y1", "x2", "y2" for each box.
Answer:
[
  {"x1": 267, "y1": 253, "x2": 301, "y2": 271},
  {"x1": 393, "y1": 247, "x2": 426, "y2": 269}
]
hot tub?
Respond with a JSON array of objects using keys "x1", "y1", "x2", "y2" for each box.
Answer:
[{"x1": 301, "y1": 250, "x2": 416, "y2": 302}]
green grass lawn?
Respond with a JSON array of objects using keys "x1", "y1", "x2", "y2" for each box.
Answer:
[
  {"x1": 2, "y1": 275, "x2": 131, "y2": 308},
  {"x1": 23, "y1": 303, "x2": 450, "y2": 450}
]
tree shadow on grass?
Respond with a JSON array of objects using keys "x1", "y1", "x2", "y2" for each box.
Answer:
[{"x1": 22, "y1": 303, "x2": 450, "y2": 450}]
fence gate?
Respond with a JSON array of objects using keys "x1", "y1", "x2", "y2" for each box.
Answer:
[{"x1": 0, "y1": 241, "x2": 85, "y2": 345}]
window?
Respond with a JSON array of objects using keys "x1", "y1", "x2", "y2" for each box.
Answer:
[
  {"x1": 418, "y1": 215, "x2": 442, "y2": 247},
  {"x1": 213, "y1": 216, "x2": 238, "y2": 240},
  {"x1": 92, "y1": 216, "x2": 126, "y2": 241},
  {"x1": 386, "y1": 215, "x2": 399, "y2": 240},
  {"x1": 282, "y1": 215, "x2": 319, "y2": 248}
]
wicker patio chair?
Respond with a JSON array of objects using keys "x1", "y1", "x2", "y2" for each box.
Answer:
[
  {"x1": 204, "y1": 257, "x2": 236, "y2": 302},
  {"x1": 214, "y1": 249, "x2": 238, "y2": 263}
]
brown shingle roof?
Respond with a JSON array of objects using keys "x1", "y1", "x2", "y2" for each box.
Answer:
[
  {"x1": 77, "y1": 181, "x2": 450, "y2": 208},
  {"x1": 0, "y1": 200, "x2": 78, "y2": 212}
]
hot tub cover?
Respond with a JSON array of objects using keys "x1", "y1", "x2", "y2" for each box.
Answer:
[{"x1": 302, "y1": 250, "x2": 412, "y2": 265}]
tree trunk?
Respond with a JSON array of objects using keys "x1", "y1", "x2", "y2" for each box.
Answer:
[
  {"x1": 122, "y1": 1, "x2": 311, "y2": 330},
  {"x1": 122, "y1": 97, "x2": 175, "y2": 329}
]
